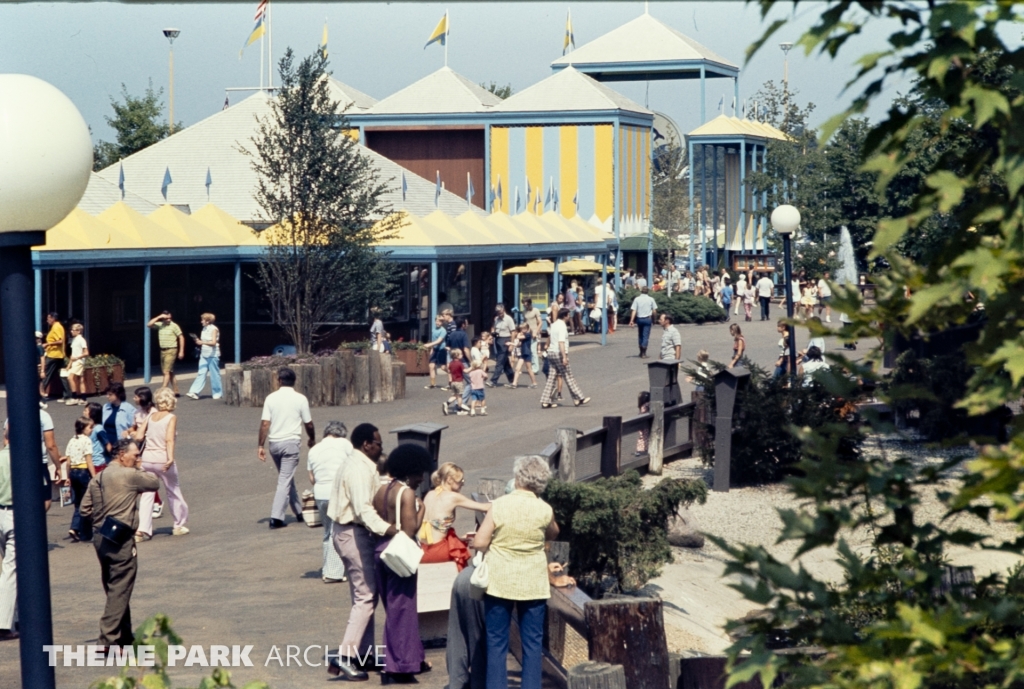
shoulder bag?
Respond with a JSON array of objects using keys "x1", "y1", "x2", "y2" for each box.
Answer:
[
  {"x1": 468, "y1": 551, "x2": 489, "y2": 600},
  {"x1": 95, "y1": 472, "x2": 135, "y2": 547},
  {"x1": 380, "y1": 484, "x2": 424, "y2": 577}
]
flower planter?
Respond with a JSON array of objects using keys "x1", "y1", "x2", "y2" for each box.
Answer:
[
  {"x1": 82, "y1": 363, "x2": 124, "y2": 396},
  {"x1": 394, "y1": 348, "x2": 431, "y2": 375}
]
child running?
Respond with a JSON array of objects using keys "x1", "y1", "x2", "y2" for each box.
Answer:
[
  {"x1": 442, "y1": 348, "x2": 468, "y2": 416},
  {"x1": 467, "y1": 360, "x2": 487, "y2": 417}
]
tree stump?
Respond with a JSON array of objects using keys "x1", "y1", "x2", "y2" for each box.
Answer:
[
  {"x1": 353, "y1": 355, "x2": 370, "y2": 405},
  {"x1": 392, "y1": 361, "x2": 406, "y2": 399},
  {"x1": 224, "y1": 364, "x2": 242, "y2": 406},
  {"x1": 377, "y1": 352, "x2": 394, "y2": 402},
  {"x1": 339, "y1": 350, "x2": 356, "y2": 406},
  {"x1": 568, "y1": 662, "x2": 626, "y2": 689},
  {"x1": 319, "y1": 356, "x2": 338, "y2": 406},
  {"x1": 368, "y1": 351, "x2": 383, "y2": 404},
  {"x1": 584, "y1": 598, "x2": 669, "y2": 689},
  {"x1": 295, "y1": 363, "x2": 322, "y2": 407},
  {"x1": 250, "y1": 367, "x2": 276, "y2": 407}
]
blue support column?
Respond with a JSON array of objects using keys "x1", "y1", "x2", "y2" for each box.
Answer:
[
  {"x1": 646, "y1": 222, "x2": 653, "y2": 283},
  {"x1": 600, "y1": 254, "x2": 608, "y2": 347},
  {"x1": 513, "y1": 274, "x2": 520, "y2": 323},
  {"x1": 497, "y1": 259, "x2": 503, "y2": 307},
  {"x1": 430, "y1": 260, "x2": 438, "y2": 326},
  {"x1": 750, "y1": 143, "x2": 757, "y2": 252},
  {"x1": 734, "y1": 77, "x2": 740, "y2": 112},
  {"x1": 143, "y1": 264, "x2": 152, "y2": 384},
  {"x1": 552, "y1": 258, "x2": 560, "y2": 305},
  {"x1": 33, "y1": 268, "x2": 42, "y2": 333},
  {"x1": 762, "y1": 148, "x2": 769, "y2": 253},
  {"x1": 712, "y1": 146, "x2": 718, "y2": 268},
  {"x1": 700, "y1": 144, "x2": 707, "y2": 268},
  {"x1": 739, "y1": 139, "x2": 747, "y2": 257},
  {"x1": 234, "y1": 260, "x2": 242, "y2": 363},
  {"x1": 700, "y1": 65, "x2": 706, "y2": 123},
  {"x1": 484, "y1": 124, "x2": 492, "y2": 212},
  {"x1": 688, "y1": 137, "x2": 695, "y2": 273}
]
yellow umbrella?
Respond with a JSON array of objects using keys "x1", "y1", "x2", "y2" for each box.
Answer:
[
  {"x1": 502, "y1": 259, "x2": 555, "y2": 275},
  {"x1": 557, "y1": 258, "x2": 617, "y2": 274}
]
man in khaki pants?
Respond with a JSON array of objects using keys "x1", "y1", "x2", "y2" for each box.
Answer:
[{"x1": 147, "y1": 311, "x2": 184, "y2": 394}]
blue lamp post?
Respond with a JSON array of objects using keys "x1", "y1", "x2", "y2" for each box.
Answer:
[
  {"x1": 770, "y1": 204, "x2": 801, "y2": 377},
  {"x1": 0, "y1": 73, "x2": 93, "y2": 689}
]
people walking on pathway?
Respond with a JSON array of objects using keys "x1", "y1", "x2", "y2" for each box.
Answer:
[
  {"x1": 742, "y1": 279, "x2": 756, "y2": 322},
  {"x1": 817, "y1": 271, "x2": 833, "y2": 322},
  {"x1": 187, "y1": 313, "x2": 222, "y2": 400},
  {"x1": 756, "y1": 273, "x2": 774, "y2": 321},
  {"x1": 520, "y1": 299, "x2": 542, "y2": 373},
  {"x1": 102, "y1": 384, "x2": 136, "y2": 452},
  {"x1": 594, "y1": 277, "x2": 616, "y2": 334},
  {"x1": 540, "y1": 308, "x2": 589, "y2": 409},
  {"x1": 327, "y1": 423, "x2": 396, "y2": 682},
  {"x1": 508, "y1": 323, "x2": 538, "y2": 389},
  {"x1": 128, "y1": 387, "x2": 162, "y2": 519},
  {"x1": 147, "y1": 311, "x2": 184, "y2": 395},
  {"x1": 628, "y1": 287, "x2": 658, "y2": 358},
  {"x1": 65, "y1": 416, "x2": 97, "y2": 542},
  {"x1": 66, "y1": 322, "x2": 89, "y2": 405},
  {"x1": 728, "y1": 324, "x2": 746, "y2": 369},
  {"x1": 372, "y1": 444, "x2": 434, "y2": 684},
  {"x1": 307, "y1": 421, "x2": 352, "y2": 583},
  {"x1": 734, "y1": 273, "x2": 748, "y2": 317},
  {"x1": 443, "y1": 349, "x2": 468, "y2": 416},
  {"x1": 370, "y1": 310, "x2": 386, "y2": 353},
  {"x1": 773, "y1": 320, "x2": 792, "y2": 379},
  {"x1": 85, "y1": 402, "x2": 111, "y2": 470},
  {"x1": 473, "y1": 455, "x2": 560, "y2": 689},
  {"x1": 468, "y1": 361, "x2": 488, "y2": 417},
  {"x1": 80, "y1": 438, "x2": 159, "y2": 649},
  {"x1": 659, "y1": 314, "x2": 681, "y2": 362},
  {"x1": 425, "y1": 315, "x2": 449, "y2": 390},
  {"x1": 135, "y1": 388, "x2": 189, "y2": 540},
  {"x1": 720, "y1": 279, "x2": 734, "y2": 321},
  {"x1": 40, "y1": 311, "x2": 66, "y2": 403},
  {"x1": 488, "y1": 305, "x2": 516, "y2": 388},
  {"x1": 0, "y1": 429, "x2": 18, "y2": 641},
  {"x1": 257, "y1": 367, "x2": 315, "y2": 530}
]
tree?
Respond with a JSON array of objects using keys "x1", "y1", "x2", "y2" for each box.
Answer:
[
  {"x1": 244, "y1": 48, "x2": 400, "y2": 354},
  {"x1": 93, "y1": 82, "x2": 180, "y2": 171},
  {"x1": 480, "y1": 81, "x2": 514, "y2": 99},
  {"x1": 716, "y1": 4, "x2": 1024, "y2": 689}
]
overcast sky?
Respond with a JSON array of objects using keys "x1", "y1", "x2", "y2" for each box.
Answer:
[{"x1": 1, "y1": 2, "x2": 908, "y2": 146}]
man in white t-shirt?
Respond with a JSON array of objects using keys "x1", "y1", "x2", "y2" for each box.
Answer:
[
  {"x1": 755, "y1": 273, "x2": 775, "y2": 321},
  {"x1": 817, "y1": 271, "x2": 833, "y2": 323},
  {"x1": 257, "y1": 367, "x2": 315, "y2": 529}
]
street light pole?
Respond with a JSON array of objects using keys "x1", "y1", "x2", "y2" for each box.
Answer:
[
  {"x1": 163, "y1": 29, "x2": 180, "y2": 133},
  {"x1": 0, "y1": 74, "x2": 93, "y2": 689},
  {"x1": 771, "y1": 204, "x2": 801, "y2": 378}
]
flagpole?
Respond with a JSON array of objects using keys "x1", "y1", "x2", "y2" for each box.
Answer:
[
  {"x1": 268, "y1": 1, "x2": 273, "y2": 88},
  {"x1": 444, "y1": 9, "x2": 449, "y2": 67},
  {"x1": 259, "y1": 24, "x2": 264, "y2": 90}
]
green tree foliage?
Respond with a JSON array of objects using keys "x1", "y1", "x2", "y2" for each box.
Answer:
[
  {"x1": 480, "y1": 81, "x2": 514, "y2": 99},
  {"x1": 244, "y1": 48, "x2": 400, "y2": 354},
  {"x1": 716, "y1": 4, "x2": 1024, "y2": 689},
  {"x1": 652, "y1": 141, "x2": 689, "y2": 236},
  {"x1": 617, "y1": 286, "x2": 726, "y2": 324},
  {"x1": 93, "y1": 82, "x2": 180, "y2": 171},
  {"x1": 543, "y1": 472, "x2": 707, "y2": 595}
]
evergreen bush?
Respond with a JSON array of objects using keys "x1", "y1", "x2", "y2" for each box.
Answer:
[
  {"x1": 543, "y1": 471, "x2": 707, "y2": 595},
  {"x1": 617, "y1": 287, "x2": 725, "y2": 325}
]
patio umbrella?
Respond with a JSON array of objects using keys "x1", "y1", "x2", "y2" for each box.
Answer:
[
  {"x1": 557, "y1": 258, "x2": 618, "y2": 274},
  {"x1": 502, "y1": 259, "x2": 555, "y2": 275}
]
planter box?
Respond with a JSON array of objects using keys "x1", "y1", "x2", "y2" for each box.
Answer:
[
  {"x1": 394, "y1": 348, "x2": 431, "y2": 376},
  {"x1": 81, "y1": 364, "x2": 124, "y2": 396}
]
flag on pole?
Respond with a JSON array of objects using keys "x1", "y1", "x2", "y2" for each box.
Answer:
[
  {"x1": 563, "y1": 9, "x2": 575, "y2": 55},
  {"x1": 205, "y1": 167, "x2": 212, "y2": 200},
  {"x1": 401, "y1": 172, "x2": 408, "y2": 201},
  {"x1": 545, "y1": 179, "x2": 552, "y2": 211},
  {"x1": 118, "y1": 162, "x2": 125, "y2": 199},
  {"x1": 240, "y1": 13, "x2": 266, "y2": 57},
  {"x1": 553, "y1": 187, "x2": 559, "y2": 212},
  {"x1": 514, "y1": 187, "x2": 521, "y2": 213},
  {"x1": 466, "y1": 172, "x2": 475, "y2": 206},
  {"x1": 496, "y1": 176, "x2": 503, "y2": 209},
  {"x1": 742, "y1": 99, "x2": 746, "y2": 118},
  {"x1": 321, "y1": 19, "x2": 328, "y2": 58},
  {"x1": 425, "y1": 11, "x2": 448, "y2": 48},
  {"x1": 434, "y1": 171, "x2": 441, "y2": 207},
  {"x1": 717, "y1": 95, "x2": 724, "y2": 112},
  {"x1": 525, "y1": 177, "x2": 532, "y2": 210},
  {"x1": 254, "y1": 0, "x2": 267, "y2": 22},
  {"x1": 222, "y1": 95, "x2": 230, "y2": 110},
  {"x1": 572, "y1": 188, "x2": 578, "y2": 211},
  {"x1": 161, "y1": 167, "x2": 172, "y2": 200},
  {"x1": 731, "y1": 97, "x2": 737, "y2": 115}
]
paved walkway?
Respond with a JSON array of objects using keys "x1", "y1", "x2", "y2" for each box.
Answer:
[{"x1": 0, "y1": 315, "x2": 836, "y2": 687}]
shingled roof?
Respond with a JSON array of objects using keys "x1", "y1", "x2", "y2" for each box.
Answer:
[{"x1": 365, "y1": 67, "x2": 502, "y2": 115}]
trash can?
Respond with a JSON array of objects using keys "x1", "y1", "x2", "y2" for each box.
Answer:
[
  {"x1": 647, "y1": 360, "x2": 682, "y2": 406},
  {"x1": 389, "y1": 422, "x2": 448, "y2": 494}
]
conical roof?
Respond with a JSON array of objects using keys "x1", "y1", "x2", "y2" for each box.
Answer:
[
  {"x1": 687, "y1": 114, "x2": 788, "y2": 141},
  {"x1": 551, "y1": 13, "x2": 737, "y2": 74},
  {"x1": 326, "y1": 77, "x2": 377, "y2": 112},
  {"x1": 493, "y1": 67, "x2": 651, "y2": 116},
  {"x1": 366, "y1": 67, "x2": 502, "y2": 115}
]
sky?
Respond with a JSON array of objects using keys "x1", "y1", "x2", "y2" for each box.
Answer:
[{"x1": 1, "y1": 1, "x2": 911, "y2": 147}]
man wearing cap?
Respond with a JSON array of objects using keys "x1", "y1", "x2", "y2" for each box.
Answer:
[{"x1": 147, "y1": 311, "x2": 184, "y2": 395}]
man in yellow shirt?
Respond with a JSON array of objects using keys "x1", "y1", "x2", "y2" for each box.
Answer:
[{"x1": 39, "y1": 312, "x2": 65, "y2": 402}]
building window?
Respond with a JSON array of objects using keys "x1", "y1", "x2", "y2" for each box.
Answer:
[
  {"x1": 113, "y1": 292, "x2": 141, "y2": 326},
  {"x1": 439, "y1": 262, "x2": 470, "y2": 316}
]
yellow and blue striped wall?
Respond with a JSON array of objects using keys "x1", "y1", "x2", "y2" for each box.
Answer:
[{"x1": 489, "y1": 123, "x2": 649, "y2": 235}]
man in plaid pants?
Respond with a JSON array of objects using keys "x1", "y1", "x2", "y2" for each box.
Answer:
[{"x1": 540, "y1": 308, "x2": 590, "y2": 409}]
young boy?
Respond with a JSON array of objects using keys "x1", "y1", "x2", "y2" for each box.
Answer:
[
  {"x1": 467, "y1": 360, "x2": 487, "y2": 417},
  {"x1": 443, "y1": 348, "x2": 468, "y2": 416}
]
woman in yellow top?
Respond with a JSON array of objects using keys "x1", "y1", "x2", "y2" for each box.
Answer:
[
  {"x1": 473, "y1": 455, "x2": 559, "y2": 689},
  {"x1": 418, "y1": 463, "x2": 490, "y2": 571}
]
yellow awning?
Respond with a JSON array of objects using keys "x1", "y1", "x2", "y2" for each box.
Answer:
[
  {"x1": 486, "y1": 212, "x2": 549, "y2": 244},
  {"x1": 557, "y1": 258, "x2": 617, "y2": 274},
  {"x1": 148, "y1": 205, "x2": 233, "y2": 247},
  {"x1": 36, "y1": 207, "x2": 147, "y2": 251},
  {"x1": 186, "y1": 204, "x2": 263, "y2": 246},
  {"x1": 98, "y1": 201, "x2": 190, "y2": 248},
  {"x1": 502, "y1": 259, "x2": 556, "y2": 275}
]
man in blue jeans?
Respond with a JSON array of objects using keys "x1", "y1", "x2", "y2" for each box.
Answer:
[{"x1": 628, "y1": 286, "x2": 658, "y2": 359}]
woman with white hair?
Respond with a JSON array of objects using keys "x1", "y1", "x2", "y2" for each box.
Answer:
[
  {"x1": 307, "y1": 420, "x2": 352, "y2": 583},
  {"x1": 473, "y1": 455, "x2": 559, "y2": 689}
]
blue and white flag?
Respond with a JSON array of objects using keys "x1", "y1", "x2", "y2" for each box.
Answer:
[
  {"x1": 161, "y1": 167, "x2": 172, "y2": 200},
  {"x1": 553, "y1": 187, "x2": 559, "y2": 213},
  {"x1": 434, "y1": 170, "x2": 441, "y2": 207},
  {"x1": 118, "y1": 162, "x2": 125, "y2": 199},
  {"x1": 205, "y1": 167, "x2": 212, "y2": 200},
  {"x1": 466, "y1": 171, "x2": 475, "y2": 205},
  {"x1": 496, "y1": 176, "x2": 503, "y2": 208},
  {"x1": 402, "y1": 172, "x2": 408, "y2": 201},
  {"x1": 514, "y1": 187, "x2": 521, "y2": 213},
  {"x1": 572, "y1": 188, "x2": 578, "y2": 209},
  {"x1": 525, "y1": 177, "x2": 532, "y2": 210},
  {"x1": 718, "y1": 95, "x2": 724, "y2": 113}
]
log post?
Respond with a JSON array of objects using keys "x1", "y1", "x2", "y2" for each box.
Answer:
[
  {"x1": 556, "y1": 427, "x2": 578, "y2": 484},
  {"x1": 378, "y1": 352, "x2": 394, "y2": 402},
  {"x1": 320, "y1": 355, "x2": 337, "y2": 406},
  {"x1": 224, "y1": 364, "x2": 241, "y2": 406},
  {"x1": 339, "y1": 350, "x2": 355, "y2": 406},
  {"x1": 242, "y1": 369, "x2": 252, "y2": 407},
  {"x1": 648, "y1": 400, "x2": 665, "y2": 474},
  {"x1": 584, "y1": 598, "x2": 669, "y2": 689},
  {"x1": 353, "y1": 355, "x2": 370, "y2": 405},
  {"x1": 568, "y1": 662, "x2": 626, "y2": 689},
  {"x1": 368, "y1": 350, "x2": 382, "y2": 404},
  {"x1": 600, "y1": 416, "x2": 622, "y2": 478},
  {"x1": 392, "y1": 362, "x2": 406, "y2": 399}
]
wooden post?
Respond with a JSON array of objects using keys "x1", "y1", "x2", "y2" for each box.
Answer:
[
  {"x1": 378, "y1": 352, "x2": 394, "y2": 402},
  {"x1": 242, "y1": 369, "x2": 252, "y2": 407},
  {"x1": 584, "y1": 598, "x2": 669, "y2": 689},
  {"x1": 392, "y1": 362, "x2": 406, "y2": 399},
  {"x1": 368, "y1": 350, "x2": 382, "y2": 404},
  {"x1": 600, "y1": 416, "x2": 622, "y2": 478},
  {"x1": 648, "y1": 400, "x2": 665, "y2": 475},
  {"x1": 339, "y1": 350, "x2": 355, "y2": 406},
  {"x1": 224, "y1": 364, "x2": 242, "y2": 406},
  {"x1": 320, "y1": 355, "x2": 337, "y2": 406},
  {"x1": 568, "y1": 662, "x2": 627, "y2": 689},
  {"x1": 353, "y1": 354, "x2": 370, "y2": 405},
  {"x1": 557, "y1": 427, "x2": 578, "y2": 483}
]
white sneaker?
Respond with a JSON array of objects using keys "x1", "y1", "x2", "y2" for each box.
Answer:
[
  {"x1": 172, "y1": 526, "x2": 190, "y2": 536},
  {"x1": 38, "y1": 401, "x2": 48, "y2": 410},
  {"x1": 152, "y1": 504, "x2": 163, "y2": 519},
  {"x1": 212, "y1": 395, "x2": 222, "y2": 400},
  {"x1": 470, "y1": 409, "x2": 475, "y2": 417},
  {"x1": 65, "y1": 398, "x2": 78, "y2": 406},
  {"x1": 186, "y1": 392, "x2": 199, "y2": 400},
  {"x1": 826, "y1": 316, "x2": 831, "y2": 323}
]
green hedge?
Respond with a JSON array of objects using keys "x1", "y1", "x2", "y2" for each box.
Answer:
[{"x1": 617, "y1": 287, "x2": 725, "y2": 325}]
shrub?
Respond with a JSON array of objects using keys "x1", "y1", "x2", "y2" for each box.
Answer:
[
  {"x1": 616, "y1": 287, "x2": 725, "y2": 325},
  {"x1": 543, "y1": 471, "x2": 707, "y2": 595},
  {"x1": 687, "y1": 360, "x2": 863, "y2": 486}
]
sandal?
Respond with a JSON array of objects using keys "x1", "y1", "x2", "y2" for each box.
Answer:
[
  {"x1": 505, "y1": 384, "x2": 518, "y2": 389},
  {"x1": 548, "y1": 562, "x2": 576, "y2": 588},
  {"x1": 574, "y1": 397, "x2": 591, "y2": 407}
]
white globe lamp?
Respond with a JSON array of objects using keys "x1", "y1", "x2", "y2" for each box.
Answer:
[
  {"x1": 770, "y1": 203, "x2": 801, "y2": 376},
  {"x1": 770, "y1": 204, "x2": 801, "y2": 236}
]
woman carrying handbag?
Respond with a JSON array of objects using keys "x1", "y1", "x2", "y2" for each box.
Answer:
[{"x1": 372, "y1": 444, "x2": 433, "y2": 684}]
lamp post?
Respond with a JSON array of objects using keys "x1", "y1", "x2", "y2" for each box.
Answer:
[
  {"x1": 770, "y1": 204, "x2": 800, "y2": 378},
  {"x1": 0, "y1": 74, "x2": 92, "y2": 689},
  {"x1": 163, "y1": 28, "x2": 180, "y2": 133}
]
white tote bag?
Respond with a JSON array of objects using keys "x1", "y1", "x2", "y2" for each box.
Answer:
[
  {"x1": 380, "y1": 484, "x2": 424, "y2": 577},
  {"x1": 468, "y1": 551, "x2": 489, "y2": 601}
]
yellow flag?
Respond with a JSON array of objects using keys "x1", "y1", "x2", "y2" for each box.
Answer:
[
  {"x1": 239, "y1": 15, "x2": 266, "y2": 57},
  {"x1": 563, "y1": 9, "x2": 575, "y2": 55},
  {"x1": 321, "y1": 19, "x2": 328, "y2": 58},
  {"x1": 425, "y1": 12, "x2": 448, "y2": 48}
]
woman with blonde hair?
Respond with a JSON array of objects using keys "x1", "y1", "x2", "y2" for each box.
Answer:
[
  {"x1": 135, "y1": 387, "x2": 189, "y2": 541},
  {"x1": 187, "y1": 313, "x2": 221, "y2": 400},
  {"x1": 419, "y1": 463, "x2": 491, "y2": 570}
]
